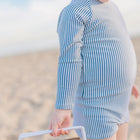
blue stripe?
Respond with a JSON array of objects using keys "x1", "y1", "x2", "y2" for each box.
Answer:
[{"x1": 55, "y1": 0, "x2": 137, "y2": 110}]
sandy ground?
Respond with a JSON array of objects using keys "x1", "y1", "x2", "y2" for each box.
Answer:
[{"x1": 0, "y1": 37, "x2": 139, "y2": 140}]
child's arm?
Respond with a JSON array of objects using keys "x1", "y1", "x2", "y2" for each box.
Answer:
[{"x1": 55, "y1": 6, "x2": 91, "y2": 110}]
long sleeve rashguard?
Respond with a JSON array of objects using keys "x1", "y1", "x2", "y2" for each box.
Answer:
[{"x1": 55, "y1": 2, "x2": 92, "y2": 110}]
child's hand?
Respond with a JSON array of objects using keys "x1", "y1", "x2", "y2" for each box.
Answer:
[
  {"x1": 131, "y1": 84, "x2": 140, "y2": 99},
  {"x1": 49, "y1": 109, "x2": 71, "y2": 137},
  {"x1": 99, "y1": 0, "x2": 109, "y2": 3}
]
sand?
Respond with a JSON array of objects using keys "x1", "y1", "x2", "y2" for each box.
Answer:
[{"x1": 0, "y1": 37, "x2": 139, "y2": 140}]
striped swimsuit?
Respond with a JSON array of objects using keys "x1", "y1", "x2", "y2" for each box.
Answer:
[{"x1": 55, "y1": 0, "x2": 137, "y2": 139}]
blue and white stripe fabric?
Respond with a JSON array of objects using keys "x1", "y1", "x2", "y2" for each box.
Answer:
[
  {"x1": 55, "y1": 0, "x2": 137, "y2": 139},
  {"x1": 55, "y1": 0, "x2": 91, "y2": 109}
]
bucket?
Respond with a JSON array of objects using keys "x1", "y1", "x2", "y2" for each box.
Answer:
[{"x1": 18, "y1": 125, "x2": 87, "y2": 140}]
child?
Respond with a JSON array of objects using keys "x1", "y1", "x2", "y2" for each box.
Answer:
[{"x1": 49, "y1": 0, "x2": 139, "y2": 139}]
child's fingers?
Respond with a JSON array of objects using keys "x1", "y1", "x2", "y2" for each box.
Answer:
[
  {"x1": 65, "y1": 130, "x2": 69, "y2": 135},
  {"x1": 57, "y1": 129, "x2": 65, "y2": 135},
  {"x1": 56, "y1": 132, "x2": 60, "y2": 136},
  {"x1": 57, "y1": 129, "x2": 69, "y2": 136},
  {"x1": 49, "y1": 124, "x2": 69, "y2": 136},
  {"x1": 49, "y1": 121, "x2": 53, "y2": 136},
  {"x1": 61, "y1": 129, "x2": 65, "y2": 135},
  {"x1": 52, "y1": 121, "x2": 59, "y2": 137},
  {"x1": 56, "y1": 129, "x2": 61, "y2": 136}
]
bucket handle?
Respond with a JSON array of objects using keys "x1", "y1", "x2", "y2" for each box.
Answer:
[{"x1": 18, "y1": 125, "x2": 87, "y2": 140}]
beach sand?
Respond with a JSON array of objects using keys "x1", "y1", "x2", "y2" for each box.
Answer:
[{"x1": 0, "y1": 37, "x2": 139, "y2": 140}]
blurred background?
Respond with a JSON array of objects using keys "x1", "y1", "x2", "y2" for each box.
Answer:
[{"x1": 0, "y1": 0, "x2": 139, "y2": 140}]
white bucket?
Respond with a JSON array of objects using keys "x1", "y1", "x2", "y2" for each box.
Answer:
[{"x1": 18, "y1": 125, "x2": 87, "y2": 140}]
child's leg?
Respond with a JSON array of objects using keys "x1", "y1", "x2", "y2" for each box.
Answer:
[{"x1": 116, "y1": 122, "x2": 128, "y2": 140}]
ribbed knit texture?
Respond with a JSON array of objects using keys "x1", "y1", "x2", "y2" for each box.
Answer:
[
  {"x1": 55, "y1": 0, "x2": 137, "y2": 139},
  {"x1": 55, "y1": 0, "x2": 92, "y2": 109}
]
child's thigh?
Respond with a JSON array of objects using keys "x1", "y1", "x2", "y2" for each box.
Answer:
[
  {"x1": 87, "y1": 132, "x2": 116, "y2": 140},
  {"x1": 116, "y1": 122, "x2": 129, "y2": 140}
]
